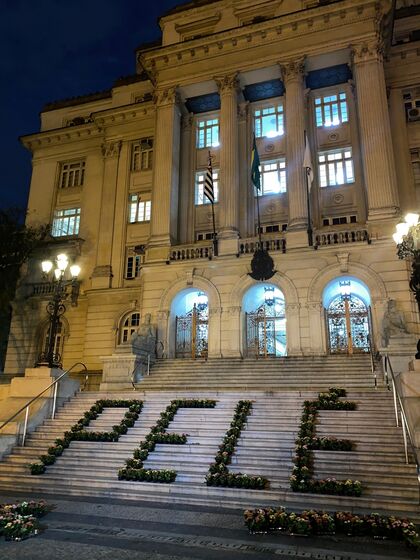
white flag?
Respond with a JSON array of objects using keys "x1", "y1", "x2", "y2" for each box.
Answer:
[{"x1": 303, "y1": 132, "x2": 314, "y2": 191}]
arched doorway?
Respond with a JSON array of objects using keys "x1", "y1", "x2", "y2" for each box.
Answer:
[
  {"x1": 243, "y1": 284, "x2": 286, "y2": 357},
  {"x1": 172, "y1": 290, "x2": 208, "y2": 358},
  {"x1": 323, "y1": 277, "x2": 371, "y2": 354}
]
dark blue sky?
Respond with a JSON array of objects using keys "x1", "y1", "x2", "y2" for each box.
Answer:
[{"x1": 0, "y1": 0, "x2": 182, "y2": 210}]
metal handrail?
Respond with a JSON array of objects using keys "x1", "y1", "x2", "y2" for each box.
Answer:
[
  {"x1": 0, "y1": 362, "x2": 87, "y2": 446},
  {"x1": 383, "y1": 354, "x2": 420, "y2": 502},
  {"x1": 368, "y1": 334, "x2": 377, "y2": 388}
]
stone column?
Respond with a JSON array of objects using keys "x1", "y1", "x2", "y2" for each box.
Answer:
[
  {"x1": 352, "y1": 40, "x2": 400, "y2": 220},
  {"x1": 92, "y1": 140, "x2": 121, "y2": 289},
  {"x1": 111, "y1": 141, "x2": 130, "y2": 288},
  {"x1": 389, "y1": 87, "x2": 416, "y2": 214},
  {"x1": 215, "y1": 74, "x2": 240, "y2": 246},
  {"x1": 148, "y1": 87, "x2": 181, "y2": 258},
  {"x1": 238, "y1": 102, "x2": 250, "y2": 237},
  {"x1": 179, "y1": 114, "x2": 194, "y2": 244},
  {"x1": 280, "y1": 58, "x2": 308, "y2": 231}
]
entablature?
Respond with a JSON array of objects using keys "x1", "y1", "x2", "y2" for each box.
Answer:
[{"x1": 140, "y1": 0, "x2": 384, "y2": 87}]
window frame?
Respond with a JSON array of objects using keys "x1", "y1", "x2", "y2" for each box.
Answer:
[
  {"x1": 195, "y1": 169, "x2": 219, "y2": 205},
  {"x1": 196, "y1": 116, "x2": 220, "y2": 149},
  {"x1": 255, "y1": 158, "x2": 287, "y2": 196},
  {"x1": 131, "y1": 138, "x2": 154, "y2": 171},
  {"x1": 253, "y1": 102, "x2": 284, "y2": 139},
  {"x1": 314, "y1": 91, "x2": 349, "y2": 128},
  {"x1": 51, "y1": 207, "x2": 81, "y2": 237},
  {"x1": 59, "y1": 160, "x2": 85, "y2": 189},
  {"x1": 128, "y1": 194, "x2": 151, "y2": 223},
  {"x1": 119, "y1": 312, "x2": 141, "y2": 344},
  {"x1": 318, "y1": 147, "x2": 355, "y2": 188}
]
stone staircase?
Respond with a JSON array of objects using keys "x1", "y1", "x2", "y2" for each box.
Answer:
[
  {"x1": 0, "y1": 356, "x2": 418, "y2": 520},
  {"x1": 137, "y1": 355, "x2": 377, "y2": 391}
]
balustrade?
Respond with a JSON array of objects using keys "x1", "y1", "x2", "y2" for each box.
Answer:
[
  {"x1": 315, "y1": 229, "x2": 370, "y2": 247},
  {"x1": 239, "y1": 237, "x2": 286, "y2": 255},
  {"x1": 169, "y1": 243, "x2": 213, "y2": 261}
]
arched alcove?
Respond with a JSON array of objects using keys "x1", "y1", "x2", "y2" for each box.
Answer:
[{"x1": 171, "y1": 289, "x2": 209, "y2": 358}]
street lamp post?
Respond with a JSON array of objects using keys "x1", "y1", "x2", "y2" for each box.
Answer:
[
  {"x1": 37, "y1": 253, "x2": 81, "y2": 368},
  {"x1": 392, "y1": 213, "x2": 420, "y2": 358}
]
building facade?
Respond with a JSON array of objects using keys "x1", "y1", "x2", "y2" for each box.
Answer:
[{"x1": 5, "y1": 0, "x2": 420, "y2": 375}]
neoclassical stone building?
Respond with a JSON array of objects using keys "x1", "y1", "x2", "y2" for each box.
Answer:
[{"x1": 5, "y1": 0, "x2": 420, "y2": 376}]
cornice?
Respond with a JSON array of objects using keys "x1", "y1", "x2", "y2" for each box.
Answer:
[
  {"x1": 140, "y1": 0, "x2": 381, "y2": 80},
  {"x1": 21, "y1": 100, "x2": 155, "y2": 151}
]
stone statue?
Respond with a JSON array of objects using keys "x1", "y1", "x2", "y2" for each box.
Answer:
[
  {"x1": 381, "y1": 299, "x2": 409, "y2": 346},
  {"x1": 131, "y1": 313, "x2": 157, "y2": 356}
]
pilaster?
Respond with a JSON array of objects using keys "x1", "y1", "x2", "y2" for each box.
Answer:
[
  {"x1": 279, "y1": 58, "x2": 308, "y2": 230},
  {"x1": 389, "y1": 87, "x2": 417, "y2": 214},
  {"x1": 351, "y1": 40, "x2": 400, "y2": 221},
  {"x1": 215, "y1": 73, "x2": 240, "y2": 241},
  {"x1": 148, "y1": 87, "x2": 182, "y2": 253},
  {"x1": 179, "y1": 114, "x2": 195, "y2": 244},
  {"x1": 92, "y1": 140, "x2": 121, "y2": 289}
]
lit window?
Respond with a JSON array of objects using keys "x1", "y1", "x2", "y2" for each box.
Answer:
[
  {"x1": 129, "y1": 194, "x2": 151, "y2": 223},
  {"x1": 318, "y1": 148, "x2": 354, "y2": 187},
  {"x1": 51, "y1": 208, "x2": 81, "y2": 237},
  {"x1": 315, "y1": 92, "x2": 348, "y2": 127},
  {"x1": 132, "y1": 139, "x2": 153, "y2": 171},
  {"x1": 197, "y1": 118, "x2": 219, "y2": 149},
  {"x1": 195, "y1": 170, "x2": 219, "y2": 205},
  {"x1": 256, "y1": 160, "x2": 287, "y2": 195},
  {"x1": 59, "y1": 161, "x2": 85, "y2": 188},
  {"x1": 254, "y1": 105, "x2": 284, "y2": 138},
  {"x1": 126, "y1": 254, "x2": 142, "y2": 279},
  {"x1": 120, "y1": 312, "x2": 140, "y2": 343}
]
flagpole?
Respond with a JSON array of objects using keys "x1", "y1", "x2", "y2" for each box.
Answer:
[
  {"x1": 306, "y1": 171, "x2": 313, "y2": 247},
  {"x1": 211, "y1": 200, "x2": 218, "y2": 256},
  {"x1": 255, "y1": 186, "x2": 262, "y2": 246}
]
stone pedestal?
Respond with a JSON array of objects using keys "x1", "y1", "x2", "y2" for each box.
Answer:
[
  {"x1": 100, "y1": 353, "x2": 145, "y2": 391},
  {"x1": 379, "y1": 334, "x2": 417, "y2": 374},
  {"x1": 218, "y1": 237, "x2": 239, "y2": 257}
]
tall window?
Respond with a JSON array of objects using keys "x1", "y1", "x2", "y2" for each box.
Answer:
[
  {"x1": 318, "y1": 148, "x2": 354, "y2": 187},
  {"x1": 197, "y1": 118, "x2": 219, "y2": 149},
  {"x1": 129, "y1": 194, "x2": 151, "y2": 223},
  {"x1": 257, "y1": 160, "x2": 287, "y2": 195},
  {"x1": 59, "y1": 161, "x2": 85, "y2": 188},
  {"x1": 132, "y1": 139, "x2": 153, "y2": 171},
  {"x1": 195, "y1": 170, "x2": 219, "y2": 205},
  {"x1": 315, "y1": 92, "x2": 348, "y2": 127},
  {"x1": 51, "y1": 208, "x2": 81, "y2": 237},
  {"x1": 126, "y1": 254, "x2": 142, "y2": 279},
  {"x1": 254, "y1": 104, "x2": 284, "y2": 138},
  {"x1": 120, "y1": 312, "x2": 140, "y2": 344}
]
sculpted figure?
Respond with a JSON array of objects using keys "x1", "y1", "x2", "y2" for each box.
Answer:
[
  {"x1": 381, "y1": 299, "x2": 409, "y2": 346},
  {"x1": 131, "y1": 313, "x2": 157, "y2": 355}
]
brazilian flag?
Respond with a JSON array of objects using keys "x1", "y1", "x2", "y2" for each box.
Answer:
[{"x1": 251, "y1": 134, "x2": 261, "y2": 191}]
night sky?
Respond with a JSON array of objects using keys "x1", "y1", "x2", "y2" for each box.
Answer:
[{"x1": 0, "y1": 0, "x2": 183, "y2": 210}]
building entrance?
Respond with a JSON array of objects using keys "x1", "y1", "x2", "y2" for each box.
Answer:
[
  {"x1": 245, "y1": 286, "x2": 286, "y2": 357},
  {"x1": 325, "y1": 280, "x2": 371, "y2": 354},
  {"x1": 175, "y1": 292, "x2": 208, "y2": 358}
]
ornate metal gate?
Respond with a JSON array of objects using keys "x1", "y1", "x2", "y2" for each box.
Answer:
[
  {"x1": 326, "y1": 294, "x2": 370, "y2": 354},
  {"x1": 246, "y1": 303, "x2": 286, "y2": 358},
  {"x1": 176, "y1": 303, "x2": 208, "y2": 358}
]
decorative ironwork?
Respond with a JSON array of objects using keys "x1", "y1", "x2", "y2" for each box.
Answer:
[
  {"x1": 249, "y1": 249, "x2": 276, "y2": 281},
  {"x1": 176, "y1": 303, "x2": 208, "y2": 359},
  {"x1": 327, "y1": 294, "x2": 370, "y2": 354},
  {"x1": 246, "y1": 299, "x2": 286, "y2": 358}
]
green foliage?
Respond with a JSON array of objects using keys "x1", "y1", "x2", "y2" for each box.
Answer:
[{"x1": 291, "y1": 387, "x2": 361, "y2": 496}]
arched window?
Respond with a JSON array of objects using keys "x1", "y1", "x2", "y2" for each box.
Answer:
[{"x1": 119, "y1": 312, "x2": 140, "y2": 344}]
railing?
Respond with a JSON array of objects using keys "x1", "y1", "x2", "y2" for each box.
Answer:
[
  {"x1": 368, "y1": 334, "x2": 377, "y2": 388},
  {"x1": 169, "y1": 244, "x2": 213, "y2": 261},
  {"x1": 382, "y1": 354, "x2": 420, "y2": 502},
  {"x1": 31, "y1": 282, "x2": 55, "y2": 296},
  {"x1": 315, "y1": 228, "x2": 370, "y2": 247},
  {"x1": 0, "y1": 362, "x2": 87, "y2": 447},
  {"x1": 239, "y1": 236, "x2": 286, "y2": 255}
]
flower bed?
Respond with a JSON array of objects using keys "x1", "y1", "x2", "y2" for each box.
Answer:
[
  {"x1": 244, "y1": 507, "x2": 419, "y2": 549},
  {"x1": 29, "y1": 399, "x2": 143, "y2": 475},
  {"x1": 118, "y1": 398, "x2": 217, "y2": 483},
  {"x1": 0, "y1": 500, "x2": 52, "y2": 541},
  {"x1": 290, "y1": 387, "x2": 361, "y2": 496},
  {"x1": 205, "y1": 400, "x2": 269, "y2": 489}
]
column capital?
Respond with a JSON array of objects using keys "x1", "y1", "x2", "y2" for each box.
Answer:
[
  {"x1": 278, "y1": 57, "x2": 305, "y2": 83},
  {"x1": 101, "y1": 140, "x2": 121, "y2": 159},
  {"x1": 350, "y1": 38, "x2": 384, "y2": 65},
  {"x1": 154, "y1": 86, "x2": 180, "y2": 107},
  {"x1": 214, "y1": 73, "x2": 240, "y2": 95}
]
